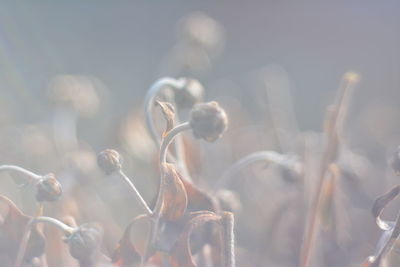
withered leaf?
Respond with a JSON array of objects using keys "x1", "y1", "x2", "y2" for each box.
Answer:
[
  {"x1": 159, "y1": 163, "x2": 188, "y2": 221},
  {"x1": 112, "y1": 215, "x2": 148, "y2": 266},
  {"x1": 155, "y1": 101, "x2": 176, "y2": 136},
  {"x1": 179, "y1": 173, "x2": 216, "y2": 213},
  {"x1": 0, "y1": 195, "x2": 45, "y2": 263},
  {"x1": 170, "y1": 211, "x2": 221, "y2": 267}
]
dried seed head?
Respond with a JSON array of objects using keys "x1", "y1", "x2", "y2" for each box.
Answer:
[
  {"x1": 178, "y1": 12, "x2": 225, "y2": 52},
  {"x1": 391, "y1": 146, "x2": 400, "y2": 176},
  {"x1": 66, "y1": 223, "x2": 103, "y2": 262},
  {"x1": 97, "y1": 149, "x2": 123, "y2": 175},
  {"x1": 47, "y1": 75, "x2": 100, "y2": 117},
  {"x1": 36, "y1": 174, "x2": 62, "y2": 202},
  {"x1": 174, "y1": 78, "x2": 204, "y2": 108},
  {"x1": 190, "y1": 101, "x2": 228, "y2": 142}
]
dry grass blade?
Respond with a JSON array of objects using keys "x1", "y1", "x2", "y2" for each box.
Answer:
[
  {"x1": 319, "y1": 163, "x2": 340, "y2": 231},
  {"x1": 300, "y1": 72, "x2": 359, "y2": 267}
]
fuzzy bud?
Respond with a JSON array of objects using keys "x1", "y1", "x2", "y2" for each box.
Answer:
[
  {"x1": 66, "y1": 223, "x2": 103, "y2": 262},
  {"x1": 189, "y1": 101, "x2": 228, "y2": 142},
  {"x1": 97, "y1": 149, "x2": 123, "y2": 175},
  {"x1": 35, "y1": 173, "x2": 62, "y2": 202},
  {"x1": 391, "y1": 146, "x2": 400, "y2": 175},
  {"x1": 174, "y1": 78, "x2": 204, "y2": 109}
]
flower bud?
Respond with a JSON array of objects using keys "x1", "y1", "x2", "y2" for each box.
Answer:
[
  {"x1": 391, "y1": 146, "x2": 400, "y2": 175},
  {"x1": 189, "y1": 101, "x2": 228, "y2": 142},
  {"x1": 66, "y1": 223, "x2": 103, "y2": 262},
  {"x1": 174, "y1": 78, "x2": 204, "y2": 109},
  {"x1": 36, "y1": 173, "x2": 62, "y2": 202},
  {"x1": 97, "y1": 149, "x2": 123, "y2": 175}
]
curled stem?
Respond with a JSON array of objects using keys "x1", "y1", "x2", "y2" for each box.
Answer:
[
  {"x1": 0, "y1": 165, "x2": 42, "y2": 181},
  {"x1": 143, "y1": 122, "x2": 191, "y2": 263},
  {"x1": 144, "y1": 78, "x2": 191, "y2": 180},
  {"x1": 144, "y1": 77, "x2": 186, "y2": 146},
  {"x1": 159, "y1": 122, "x2": 192, "y2": 166},
  {"x1": 117, "y1": 170, "x2": 153, "y2": 216},
  {"x1": 214, "y1": 151, "x2": 301, "y2": 191},
  {"x1": 15, "y1": 217, "x2": 74, "y2": 267}
]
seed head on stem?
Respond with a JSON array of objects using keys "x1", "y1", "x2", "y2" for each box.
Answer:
[{"x1": 97, "y1": 149, "x2": 152, "y2": 216}]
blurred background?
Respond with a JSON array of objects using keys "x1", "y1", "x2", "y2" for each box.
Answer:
[{"x1": 1, "y1": 1, "x2": 400, "y2": 266}]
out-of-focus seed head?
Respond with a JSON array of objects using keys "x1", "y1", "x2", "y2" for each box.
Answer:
[
  {"x1": 65, "y1": 223, "x2": 103, "y2": 262},
  {"x1": 177, "y1": 12, "x2": 225, "y2": 53},
  {"x1": 97, "y1": 149, "x2": 123, "y2": 175},
  {"x1": 174, "y1": 78, "x2": 204, "y2": 109},
  {"x1": 391, "y1": 146, "x2": 400, "y2": 175},
  {"x1": 189, "y1": 101, "x2": 228, "y2": 142},
  {"x1": 47, "y1": 75, "x2": 100, "y2": 117},
  {"x1": 35, "y1": 173, "x2": 62, "y2": 202}
]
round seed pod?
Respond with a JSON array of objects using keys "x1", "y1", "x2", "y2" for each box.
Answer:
[
  {"x1": 174, "y1": 78, "x2": 204, "y2": 109},
  {"x1": 391, "y1": 146, "x2": 400, "y2": 175},
  {"x1": 97, "y1": 149, "x2": 123, "y2": 175},
  {"x1": 35, "y1": 174, "x2": 62, "y2": 202},
  {"x1": 189, "y1": 101, "x2": 228, "y2": 142},
  {"x1": 66, "y1": 223, "x2": 103, "y2": 262}
]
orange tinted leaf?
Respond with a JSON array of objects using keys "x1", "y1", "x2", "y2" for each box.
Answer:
[
  {"x1": 112, "y1": 214, "x2": 149, "y2": 265},
  {"x1": 160, "y1": 164, "x2": 188, "y2": 221},
  {"x1": 155, "y1": 101, "x2": 176, "y2": 136},
  {"x1": 0, "y1": 196, "x2": 45, "y2": 262}
]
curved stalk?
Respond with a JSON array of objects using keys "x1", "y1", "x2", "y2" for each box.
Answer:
[
  {"x1": 0, "y1": 165, "x2": 42, "y2": 181},
  {"x1": 144, "y1": 78, "x2": 191, "y2": 181},
  {"x1": 159, "y1": 122, "x2": 192, "y2": 166},
  {"x1": 213, "y1": 151, "x2": 301, "y2": 191},
  {"x1": 144, "y1": 77, "x2": 186, "y2": 146},
  {"x1": 117, "y1": 170, "x2": 152, "y2": 216},
  {"x1": 15, "y1": 217, "x2": 74, "y2": 267},
  {"x1": 143, "y1": 122, "x2": 191, "y2": 263},
  {"x1": 154, "y1": 122, "x2": 191, "y2": 216}
]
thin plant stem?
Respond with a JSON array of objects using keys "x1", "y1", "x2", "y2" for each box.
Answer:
[
  {"x1": 213, "y1": 151, "x2": 301, "y2": 192},
  {"x1": 144, "y1": 77, "x2": 185, "y2": 147},
  {"x1": 155, "y1": 121, "x2": 191, "y2": 219},
  {"x1": 159, "y1": 122, "x2": 191, "y2": 166},
  {"x1": 299, "y1": 73, "x2": 358, "y2": 267},
  {"x1": 117, "y1": 170, "x2": 153, "y2": 216},
  {"x1": 15, "y1": 217, "x2": 74, "y2": 267},
  {"x1": 144, "y1": 77, "x2": 191, "y2": 181},
  {"x1": 143, "y1": 122, "x2": 191, "y2": 263},
  {"x1": 0, "y1": 165, "x2": 42, "y2": 181},
  {"x1": 221, "y1": 212, "x2": 235, "y2": 267}
]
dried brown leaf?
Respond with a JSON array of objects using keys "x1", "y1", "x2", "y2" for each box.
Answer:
[
  {"x1": 155, "y1": 101, "x2": 176, "y2": 136},
  {"x1": 160, "y1": 163, "x2": 188, "y2": 221},
  {"x1": 170, "y1": 211, "x2": 221, "y2": 267},
  {"x1": 112, "y1": 215, "x2": 148, "y2": 266},
  {"x1": 0, "y1": 195, "x2": 45, "y2": 262}
]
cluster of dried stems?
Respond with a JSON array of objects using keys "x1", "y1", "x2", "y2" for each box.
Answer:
[{"x1": 1, "y1": 12, "x2": 400, "y2": 267}]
